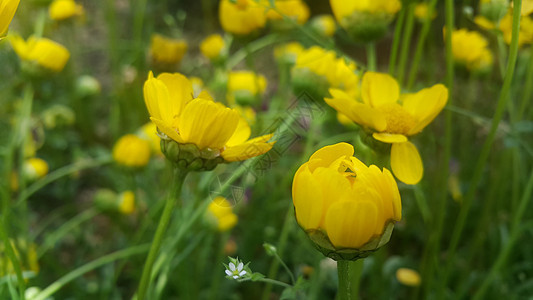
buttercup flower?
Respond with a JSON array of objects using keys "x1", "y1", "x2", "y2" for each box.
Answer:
[
  {"x1": 206, "y1": 196, "x2": 238, "y2": 231},
  {"x1": 219, "y1": 0, "x2": 267, "y2": 35},
  {"x1": 265, "y1": 0, "x2": 310, "y2": 25},
  {"x1": 150, "y1": 34, "x2": 188, "y2": 66},
  {"x1": 112, "y1": 134, "x2": 151, "y2": 167},
  {"x1": 325, "y1": 72, "x2": 448, "y2": 185},
  {"x1": 396, "y1": 268, "x2": 421, "y2": 287},
  {"x1": 292, "y1": 143, "x2": 401, "y2": 260},
  {"x1": 448, "y1": 28, "x2": 493, "y2": 71},
  {"x1": 143, "y1": 72, "x2": 274, "y2": 169},
  {"x1": 329, "y1": 0, "x2": 401, "y2": 42},
  {"x1": 310, "y1": 15, "x2": 337, "y2": 37},
  {"x1": 9, "y1": 35, "x2": 70, "y2": 73},
  {"x1": 227, "y1": 71, "x2": 267, "y2": 106},
  {"x1": 0, "y1": 0, "x2": 20, "y2": 38},
  {"x1": 200, "y1": 34, "x2": 226, "y2": 61},
  {"x1": 49, "y1": 0, "x2": 84, "y2": 21}
]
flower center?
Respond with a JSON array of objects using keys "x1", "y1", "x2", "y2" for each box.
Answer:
[{"x1": 377, "y1": 103, "x2": 416, "y2": 135}]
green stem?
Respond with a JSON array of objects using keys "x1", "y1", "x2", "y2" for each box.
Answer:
[
  {"x1": 0, "y1": 218, "x2": 25, "y2": 298},
  {"x1": 337, "y1": 260, "x2": 364, "y2": 300},
  {"x1": 366, "y1": 43, "x2": 377, "y2": 71},
  {"x1": 440, "y1": 0, "x2": 522, "y2": 294},
  {"x1": 136, "y1": 168, "x2": 188, "y2": 300},
  {"x1": 407, "y1": 0, "x2": 438, "y2": 89},
  {"x1": 227, "y1": 34, "x2": 284, "y2": 69},
  {"x1": 396, "y1": 3, "x2": 415, "y2": 85},
  {"x1": 389, "y1": 7, "x2": 406, "y2": 75},
  {"x1": 517, "y1": 44, "x2": 533, "y2": 121}
]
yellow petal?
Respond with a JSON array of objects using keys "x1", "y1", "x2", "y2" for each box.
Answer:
[
  {"x1": 325, "y1": 200, "x2": 378, "y2": 249},
  {"x1": 325, "y1": 92, "x2": 387, "y2": 132},
  {"x1": 143, "y1": 72, "x2": 167, "y2": 120},
  {"x1": 150, "y1": 117, "x2": 184, "y2": 143},
  {"x1": 157, "y1": 72, "x2": 194, "y2": 117},
  {"x1": 225, "y1": 117, "x2": 251, "y2": 147},
  {"x1": 311, "y1": 167, "x2": 351, "y2": 226},
  {"x1": 362, "y1": 72, "x2": 400, "y2": 108},
  {"x1": 221, "y1": 134, "x2": 274, "y2": 162},
  {"x1": 391, "y1": 141, "x2": 423, "y2": 185},
  {"x1": 402, "y1": 84, "x2": 448, "y2": 135},
  {"x1": 372, "y1": 132, "x2": 408, "y2": 143},
  {"x1": 178, "y1": 99, "x2": 240, "y2": 149},
  {"x1": 308, "y1": 142, "x2": 354, "y2": 169},
  {"x1": 0, "y1": 0, "x2": 21, "y2": 37},
  {"x1": 292, "y1": 164, "x2": 325, "y2": 230}
]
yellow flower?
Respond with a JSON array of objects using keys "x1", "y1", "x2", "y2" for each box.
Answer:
[
  {"x1": 449, "y1": 28, "x2": 493, "y2": 71},
  {"x1": 414, "y1": 3, "x2": 436, "y2": 22},
  {"x1": 325, "y1": 72, "x2": 448, "y2": 185},
  {"x1": 9, "y1": 35, "x2": 70, "y2": 72},
  {"x1": 206, "y1": 196, "x2": 238, "y2": 231},
  {"x1": 329, "y1": 0, "x2": 401, "y2": 42},
  {"x1": 112, "y1": 134, "x2": 151, "y2": 167},
  {"x1": 143, "y1": 72, "x2": 274, "y2": 166},
  {"x1": 227, "y1": 70, "x2": 267, "y2": 106},
  {"x1": 219, "y1": 0, "x2": 267, "y2": 35},
  {"x1": 138, "y1": 122, "x2": 162, "y2": 155},
  {"x1": 292, "y1": 143, "x2": 401, "y2": 259},
  {"x1": 49, "y1": 0, "x2": 84, "y2": 21},
  {"x1": 396, "y1": 268, "x2": 421, "y2": 287},
  {"x1": 23, "y1": 157, "x2": 49, "y2": 181},
  {"x1": 474, "y1": 16, "x2": 496, "y2": 30},
  {"x1": 273, "y1": 42, "x2": 304, "y2": 64},
  {"x1": 200, "y1": 34, "x2": 225, "y2": 60},
  {"x1": 0, "y1": 0, "x2": 20, "y2": 38},
  {"x1": 500, "y1": 10, "x2": 533, "y2": 47},
  {"x1": 310, "y1": 15, "x2": 337, "y2": 37},
  {"x1": 118, "y1": 191, "x2": 136, "y2": 215},
  {"x1": 265, "y1": 0, "x2": 310, "y2": 25},
  {"x1": 150, "y1": 34, "x2": 188, "y2": 66},
  {"x1": 521, "y1": 0, "x2": 533, "y2": 16}
]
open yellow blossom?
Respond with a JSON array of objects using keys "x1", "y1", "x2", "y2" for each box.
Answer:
[
  {"x1": 143, "y1": 72, "x2": 274, "y2": 166},
  {"x1": 310, "y1": 15, "x2": 337, "y2": 37},
  {"x1": 206, "y1": 196, "x2": 238, "y2": 231},
  {"x1": 150, "y1": 34, "x2": 187, "y2": 66},
  {"x1": 200, "y1": 34, "x2": 225, "y2": 60},
  {"x1": 500, "y1": 10, "x2": 533, "y2": 47},
  {"x1": 227, "y1": 70, "x2": 267, "y2": 106},
  {"x1": 9, "y1": 35, "x2": 70, "y2": 72},
  {"x1": 292, "y1": 143, "x2": 401, "y2": 259},
  {"x1": 325, "y1": 72, "x2": 448, "y2": 185},
  {"x1": 0, "y1": 0, "x2": 20, "y2": 38},
  {"x1": 113, "y1": 134, "x2": 151, "y2": 167},
  {"x1": 396, "y1": 268, "x2": 421, "y2": 287},
  {"x1": 266, "y1": 0, "x2": 310, "y2": 25},
  {"x1": 49, "y1": 0, "x2": 84, "y2": 21},
  {"x1": 448, "y1": 28, "x2": 493, "y2": 72},
  {"x1": 219, "y1": 0, "x2": 267, "y2": 35}
]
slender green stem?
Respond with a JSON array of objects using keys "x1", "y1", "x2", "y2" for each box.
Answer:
[
  {"x1": 0, "y1": 218, "x2": 25, "y2": 299},
  {"x1": 366, "y1": 43, "x2": 377, "y2": 71},
  {"x1": 227, "y1": 34, "x2": 284, "y2": 69},
  {"x1": 517, "y1": 44, "x2": 533, "y2": 121},
  {"x1": 440, "y1": 0, "x2": 522, "y2": 293},
  {"x1": 389, "y1": 7, "x2": 406, "y2": 75},
  {"x1": 397, "y1": 3, "x2": 415, "y2": 85},
  {"x1": 407, "y1": 0, "x2": 438, "y2": 89},
  {"x1": 136, "y1": 168, "x2": 188, "y2": 300},
  {"x1": 32, "y1": 244, "x2": 150, "y2": 300},
  {"x1": 337, "y1": 260, "x2": 364, "y2": 300}
]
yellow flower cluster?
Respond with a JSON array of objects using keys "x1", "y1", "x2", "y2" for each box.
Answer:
[
  {"x1": 325, "y1": 72, "x2": 448, "y2": 185},
  {"x1": 49, "y1": 0, "x2": 84, "y2": 21},
  {"x1": 206, "y1": 197, "x2": 238, "y2": 232},
  {"x1": 292, "y1": 143, "x2": 401, "y2": 258},
  {"x1": 0, "y1": 0, "x2": 20, "y2": 38},
  {"x1": 449, "y1": 28, "x2": 493, "y2": 72},
  {"x1": 150, "y1": 34, "x2": 188, "y2": 66},
  {"x1": 10, "y1": 35, "x2": 70, "y2": 72}
]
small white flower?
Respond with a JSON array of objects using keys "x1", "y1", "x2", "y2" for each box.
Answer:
[{"x1": 225, "y1": 261, "x2": 247, "y2": 279}]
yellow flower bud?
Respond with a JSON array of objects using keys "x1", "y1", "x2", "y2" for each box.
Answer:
[
  {"x1": 292, "y1": 143, "x2": 402, "y2": 260},
  {"x1": 9, "y1": 35, "x2": 70, "y2": 73},
  {"x1": 273, "y1": 42, "x2": 304, "y2": 64},
  {"x1": 479, "y1": 0, "x2": 508, "y2": 22},
  {"x1": 49, "y1": 0, "x2": 84, "y2": 21},
  {"x1": 200, "y1": 34, "x2": 225, "y2": 60},
  {"x1": 396, "y1": 268, "x2": 421, "y2": 287},
  {"x1": 0, "y1": 0, "x2": 20, "y2": 38},
  {"x1": 310, "y1": 15, "x2": 337, "y2": 37},
  {"x1": 150, "y1": 34, "x2": 188, "y2": 67},
  {"x1": 414, "y1": 3, "x2": 436, "y2": 22},
  {"x1": 266, "y1": 0, "x2": 310, "y2": 30},
  {"x1": 23, "y1": 157, "x2": 49, "y2": 181},
  {"x1": 227, "y1": 71, "x2": 267, "y2": 106},
  {"x1": 112, "y1": 134, "x2": 151, "y2": 167},
  {"x1": 206, "y1": 196, "x2": 238, "y2": 231},
  {"x1": 118, "y1": 191, "x2": 136, "y2": 215},
  {"x1": 219, "y1": 0, "x2": 267, "y2": 35}
]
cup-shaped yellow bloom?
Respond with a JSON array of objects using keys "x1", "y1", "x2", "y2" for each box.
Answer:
[
  {"x1": 499, "y1": 10, "x2": 533, "y2": 47},
  {"x1": 292, "y1": 143, "x2": 401, "y2": 260},
  {"x1": 266, "y1": 0, "x2": 310, "y2": 25},
  {"x1": 9, "y1": 35, "x2": 70, "y2": 73},
  {"x1": 206, "y1": 196, "x2": 238, "y2": 231},
  {"x1": 0, "y1": 0, "x2": 20, "y2": 38},
  {"x1": 227, "y1": 70, "x2": 267, "y2": 106},
  {"x1": 310, "y1": 15, "x2": 337, "y2": 37},
  {"x1": 49, "y1": 0, "x2": 84, "y2": 21},
  {"x1": 330, "y1": 0, "x2": 401, "y2": 42},
  {"x1": 200, "y1": 34, "x2": 225, "y2": 61},
  {"x1": 219, "y1": 0, "x2": 267, "y2": 35},
  {"x1": 448, "y1": 28, "x2": 493, "y2": 72},
  {"x1": 150, "y1": 34, "x2": 188, "y2": 66},
  {"x1": 143, "y1": 72, "x2": 274, "y2": 169},
  {"x1": 112, "y1": 134, "x2": 151, "y2": 167},
  {"x1": 23, "y1": 157, "x2": 49, "y2": 181},
  {"x1": 325, "y1": 72, "x2": 448, "y2": 185}
]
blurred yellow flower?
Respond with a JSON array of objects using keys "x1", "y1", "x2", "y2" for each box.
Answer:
[
  {"x1": 310, "y1": 15, "x2": 337, "y2": 37},
  {"x1": 112, "y1": 134, "x2": 151, "y2": 167},
  {"x1": 325, "y1": 72, "x2": 448, "y2": 185},
  {"x1": 138, "y1": 122, "x2": 162, "y2": 155},
  {"x1": 474, "y1": 16, "x2": 496, "y2": 30},
  {"x1": 143, "y1": 72, "x2": 274, "y2": 165},
  {"x1": 9, "y1": 35, "x2": 70, "y2": 72},
  {"x1": 265, "y1": 0, "x2": 310, "y2": 25},
  {"x1": 273, "y1": 42, "x2": 304, "y2": 64},
  {"x1": 23, "y1": 157, "x2": 49, "y2": 181},
  {"x1": 414, "y1": 3, "x2": 436, "y2": 21},
  {"x1": 200, "y1": 34, "x2": 225, "y2": 60},
  {"x1": 49, "y1": 0, "x2": 84, "y2": 21},
  {"x1": 500, "y1": 10, "x2": 533, "y2": 47},
  {"x1": 150, "y1": 34, "x2": 188, "y2": 66},
  {"x1": 234, "y1": 105, "x2": 257, "y2": 125},
  {"x1": 292, "y1": 143, "x2": 401, "y2": 258},
  {"x1": 0, "y1": 0, "x2": 20, "y2": 38},
  {"x1": 227, "y1": 70, "x2": 267, "y2": 106},
  {"x1": 449, "y1": 28, "x2": 493, "y2": 71},
  {"x1": 219, "y1": 0, "x2": 266, "y2": 35},
  {"x1": 206, "y1": 196, "x2": 238, "y2": 231},
  {"x1": 396, "y1": 268, "x2": 421, "y2": 286},
  {"x1": 118, "y1": 191, "x2": 136, "y2": 215},
  {"x1": 521, "y1": 0, "x2": 533, "y2": 16}
]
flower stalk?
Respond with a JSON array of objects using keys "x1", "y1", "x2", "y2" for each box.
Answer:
[{"x1": 337, "y1": 259, "x2": 364, "y2": 300}]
